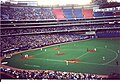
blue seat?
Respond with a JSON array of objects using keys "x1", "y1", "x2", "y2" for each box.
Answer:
[
  {"x1": 104, "y1": 12, "x2": 113, "y2": 17},
  {"x1": 94, "y1": 12, "x2": 104, "y2": 17},
  {"x1": 73, "y1": 9, "x2": 83, "y2": 18},
  {"x1": 63, "y1": 9, "x2": 74, "y2": 19}
]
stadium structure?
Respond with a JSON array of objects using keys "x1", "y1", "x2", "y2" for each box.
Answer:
[{"x1": 0, "y1": 0, "x2": 120, "y2": 80}]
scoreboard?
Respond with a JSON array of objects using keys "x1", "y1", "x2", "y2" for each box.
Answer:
[{"x1": 85, "y1": 31, "x2": 96, "y2": 35}]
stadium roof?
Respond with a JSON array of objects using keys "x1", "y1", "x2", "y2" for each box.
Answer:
[
  {"x1": 99, "y1": 2, "x2": 120, "y2": 8},
  {"x1": 1, "y1": 0, "x2": 120, "y2": 6},
  {"x1": 1, "y1": 0, "x2": 92, "y2": 6}
]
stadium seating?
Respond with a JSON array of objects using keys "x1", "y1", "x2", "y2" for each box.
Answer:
[
  {"x1": 1, "y1": 4, "x2": 119, "y2": 20},
  {"x1": 1, "y1": 6, "x2": 54, "y2": 20},
  {"x1": 63, "y1": 9, "x2": 74, "y2": 19},
  {"x1": 1, "y1": 34, "x2": 88, "y2": 55},
  {"x1": 1, "y1": 67, "x2": 107, "y2": 80},
  {"x1": 104, "y1": 11, "x2": 114, "y2": 17},
  {"x1": 2, "y1": 23, "x2": 119, "y2": 36},
  {"x1": 115, "y1": 23, "x2": 120, "y2": 27},
  {"x1": 52, "y1": 9, "x2": 65, "y2": 20},
  {"x1": 82, "y1": 9, "x2": 93, "y2": 18},
  {"x1": 114, "y1": 11, "x2": 120, "y2": 16},
  {"x1": 96, "y1": 31, "x2": 120, "y2": 38},
  {"x1": 1, "y1": 3, "x2": 120, "y2": 80},
  {"x1": 73, "y1": 8, "x2": 83, "y2": 18},
  {"x1": 94, "y1": 12, "x2": 104, "y2": 17}
]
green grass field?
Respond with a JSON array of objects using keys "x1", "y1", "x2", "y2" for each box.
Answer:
[{"x1": 2, "y1": 38, "x2": 120, "y2": 75}]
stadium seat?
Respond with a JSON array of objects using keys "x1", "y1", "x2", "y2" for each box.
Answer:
[
  {"x1": 114, "y1": 11, "x2": 120, "y2": 16},
  {"x1": 52, "y1": 9, "x2": 65, "y2": 20},
  {"x1": 73, "y1": 8, "x2": 83, "y2": 18},
  {"x1": 63, "y1": 9, "x2": 74, "y2": 19},
  {"x1": 104, "y1": 11, "x2": 114, "y2": 17},
  {"x1": 94, "y1": 12, "x2": 104, "y2": 17},
  {"x1": 82, "y1": 9, "x2": 93, "y2": 18}
]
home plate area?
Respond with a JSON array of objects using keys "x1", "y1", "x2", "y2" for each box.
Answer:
[{"x1": 21, "y1": 55, "x2": 35, "y2": 60}]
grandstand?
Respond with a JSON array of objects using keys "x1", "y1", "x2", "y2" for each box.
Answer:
[{"x1": 0, "y1": 0, "x2": 120, "y2": 80}]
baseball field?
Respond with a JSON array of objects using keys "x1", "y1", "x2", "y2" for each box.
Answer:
[{"x1": 2, "y1": 38, "x2": 120, "y2": 75}]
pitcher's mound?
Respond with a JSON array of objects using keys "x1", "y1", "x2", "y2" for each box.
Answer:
[{"x1": 21, "y1": 56, "x2": 35, "y2": 60}]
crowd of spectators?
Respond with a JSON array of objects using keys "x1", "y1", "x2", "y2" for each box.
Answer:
[
  {"x1": 1, "y1": 6, "x2": 54, "y2": 20},
  {"x1": 1, "y1": 34, "x2": 89, "y2": 56},
  {"x1": 1, "y1": 67, "x2": 107, "y2": 80},
  {"x1": 1, "y1": 26, "x2": 119, "y2": 56},
  {"x1": 96, "y1": 30, "x2": 120, "y2": 38},
  {"x1": 2, "y1": 24, "x2": 119, "y2": 35},
  {"x1": 1, "y1": 27, "x2": 74, "y2": 35},
  {"x1": 1, "y1": 3, "x2": 119, "y2": 80}
]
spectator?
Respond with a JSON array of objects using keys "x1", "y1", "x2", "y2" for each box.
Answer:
[{"x1": 0, "y1": 67, "x2": 108, "y2": 80}]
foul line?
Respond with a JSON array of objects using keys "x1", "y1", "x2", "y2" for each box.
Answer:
[
  {"x1": 24, "y1": 64, "x2": 41, "y2": 67},
  {"x1": 32, "y1": 57, "x2": 119, "y2": 67},
  {"x1": 75, "y1": 47, "x2": 119, "y2": 65},
  {"x1": 101, "y1": 48, "x2": 119, "y2": 65},
  {"x1": 27, "y1": 47, "x2": 119, "y2": 67},
  {"x1": 80, "y1": 61, "x2": 120, "y2": 67},
  {"x1": 75, "y1": 52, "x2": 89, "y2": 59},
  {"x1": 33, "y1": 58, "x2": 64, "y2": 62}
]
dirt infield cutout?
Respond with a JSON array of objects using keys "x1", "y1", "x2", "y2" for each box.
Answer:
[
  {"x1": 53, "y1": 48, "x2": 61, "y2": 50},
  {"x1": 87, "y1": 50, "x2": 96, "y2": 52},
  {"x1": 65, "y1": 59, "x2": 80, "y2": 64},
  {"x1": 55, "y1": 52, "x2": 64, "y2": 56},
  {"x1": 20, "y1": 56, "x2": 35, "y2": 60}
]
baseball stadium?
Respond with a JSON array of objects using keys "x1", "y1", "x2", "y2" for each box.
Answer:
[{"x1": 0, "y1": 0, "x2": 120, "y2": 80}]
